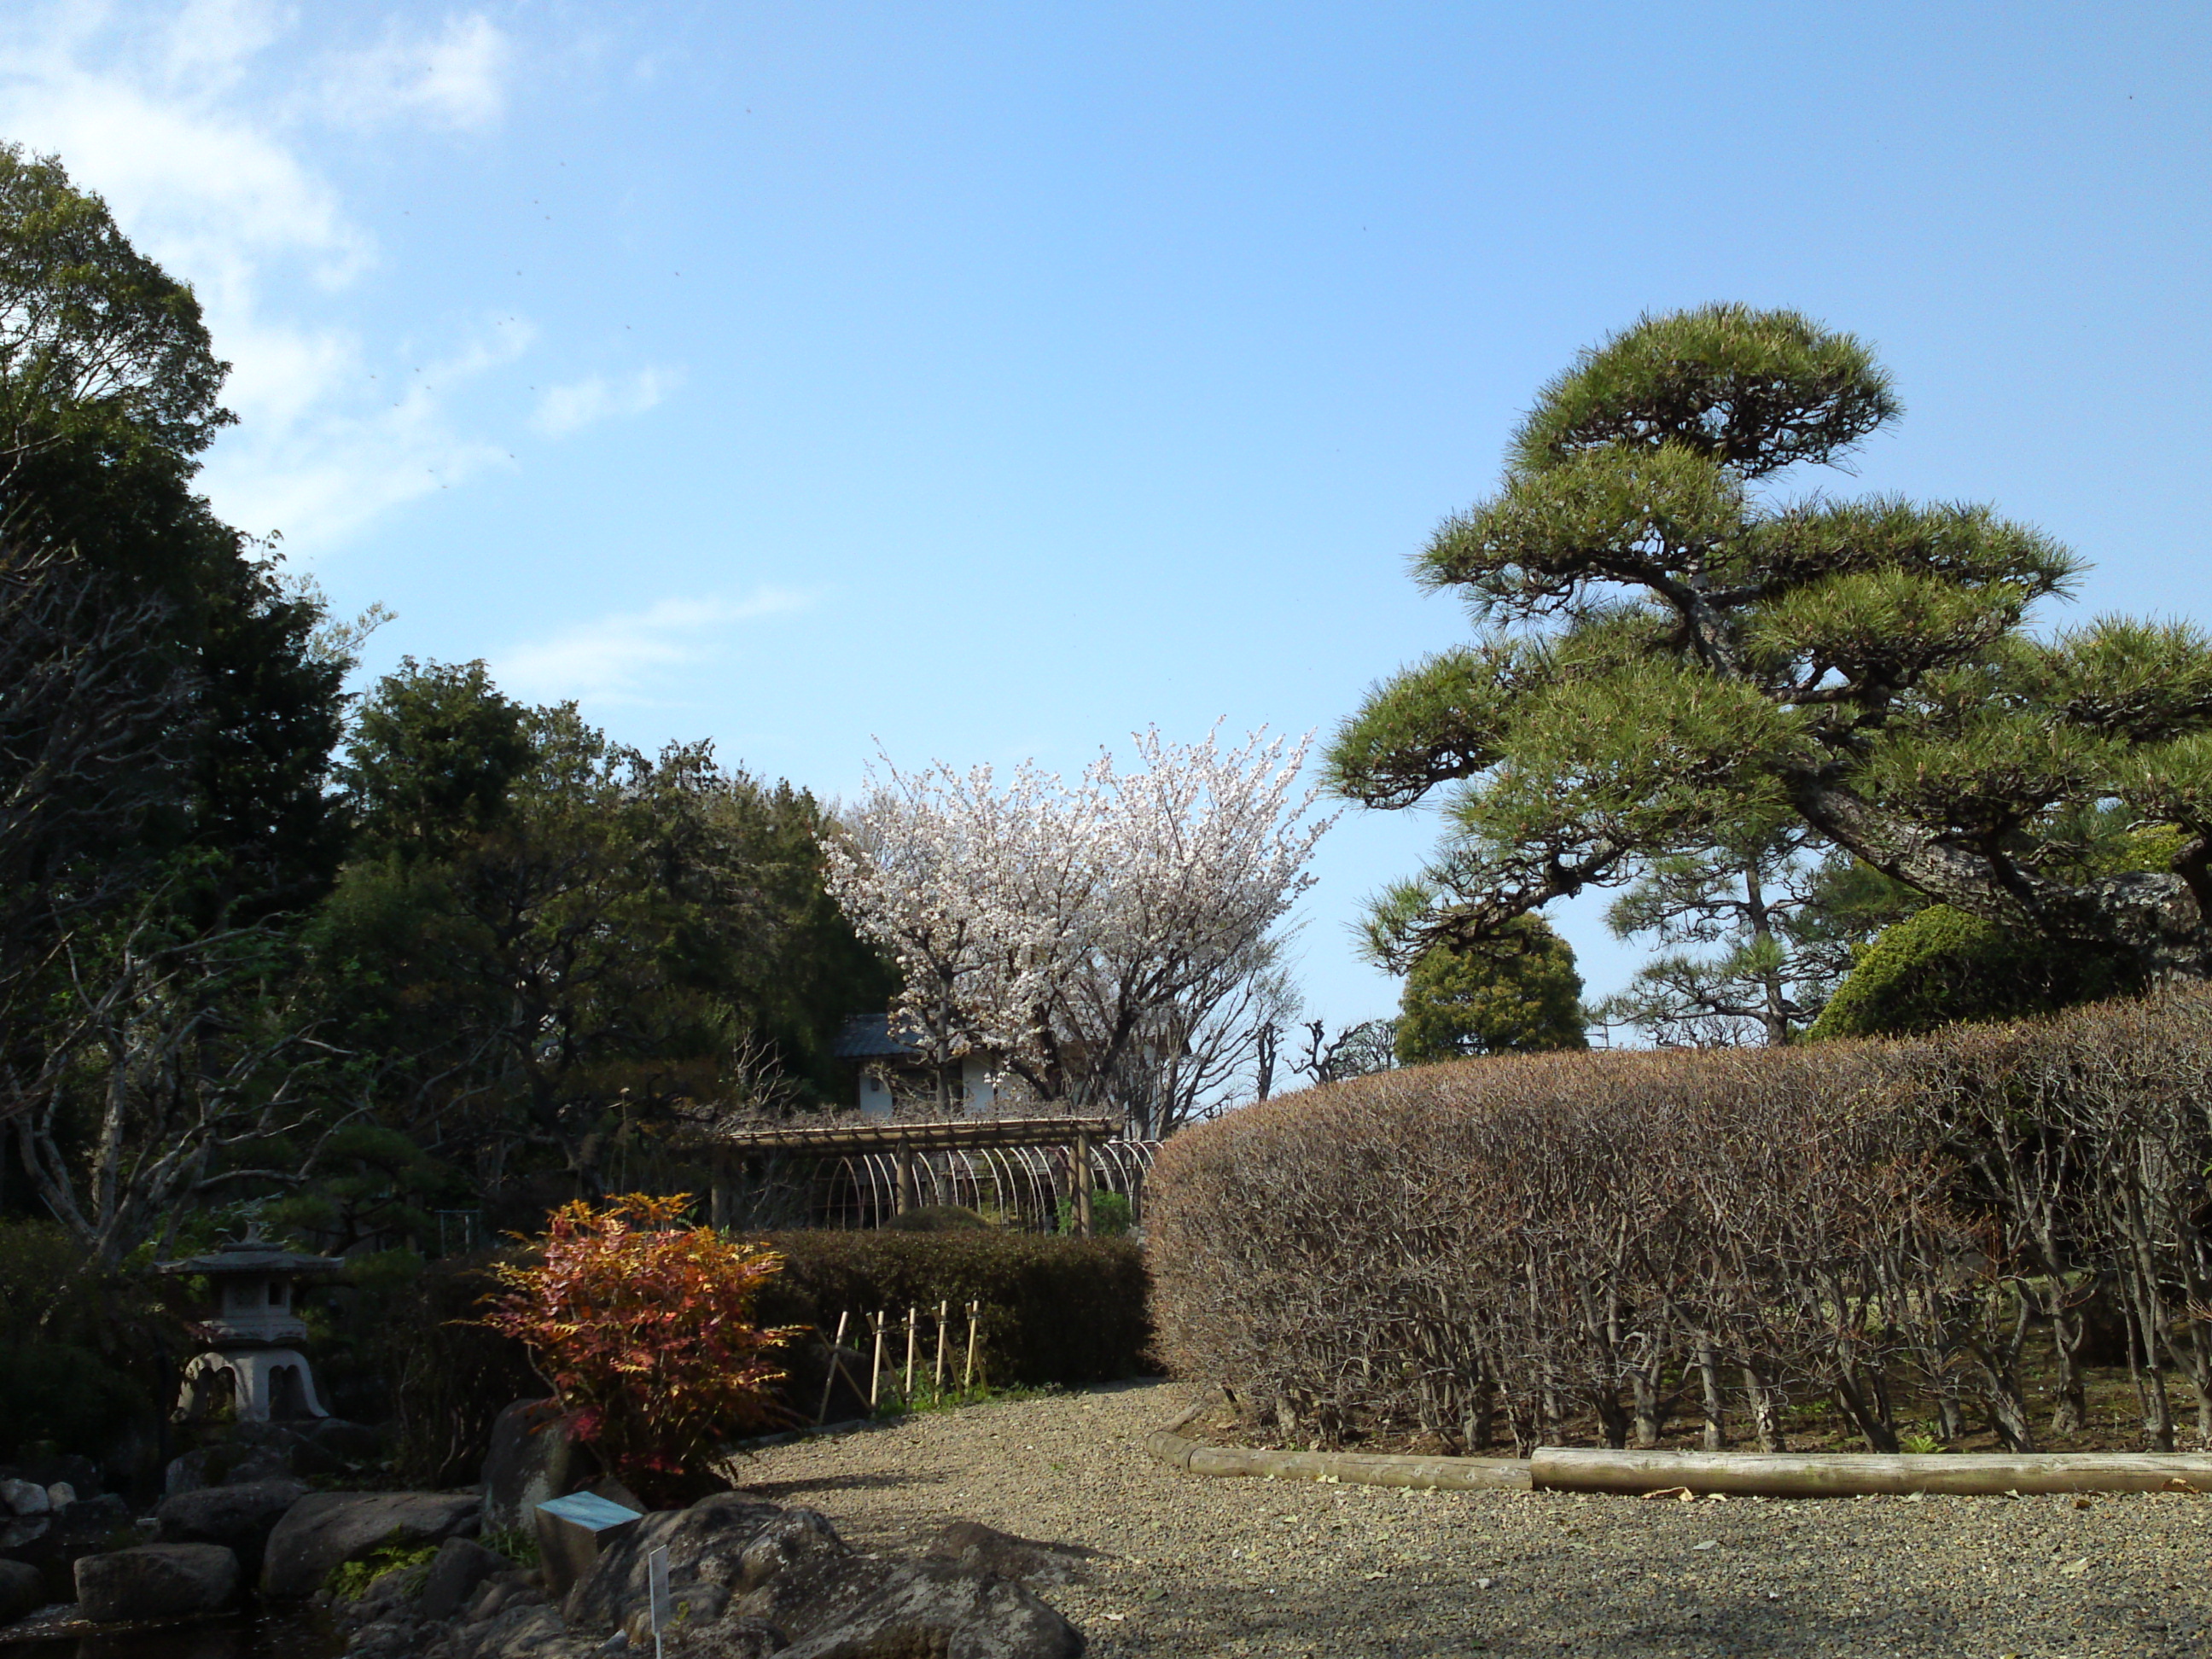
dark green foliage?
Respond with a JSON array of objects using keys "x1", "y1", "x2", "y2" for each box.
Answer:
[
  {"x1": 312, "y1": 667, "x2": 896, "y2": 1202},
  {"x1": 319, "y1": 1250, "x2": 543, "y2": 1488},
  {"x1": 1809, "y1": 905, "x2": 2137, "y2": 1040},
  {"x1": 1394, "y1": 916, "x2": 1586, "y2": 1064},
  {"x1": 0, "y1": 1342, "x2": 147, "y2": 1459},
  {"x1": 340, "y1": 659, "x2": 535, "y2": 863},
  {"x1": 882, "y1": 1205, "x2": 988, "y2": 1232},
  {"x1": 0, "y1": 143, "x2": 232, "y2": 457},
  {"x1": 759, "y1": 1231, "x2": 1150, "y2": 1388},
  {"x1": 1509, "y1": 305, "x2": 1897, "y2": 480},
  {"x1": 0, "y1": 1220, "x2": 177, "y2": 1459},
  {"x1": 1330, "y1": 303, "x2": 2212, "y2": 992},
  {"x1": 1056, "y1": 1190, "x2": 1134, "y2": 1237}
]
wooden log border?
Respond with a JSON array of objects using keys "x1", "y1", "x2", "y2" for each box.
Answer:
[
  {"x1": 1532, "y1": 1447, "x2": 2212, "y2": 1498},
  {"x1": 1144, "y1": 1416, "x2": 2212, "y2": 1499}
]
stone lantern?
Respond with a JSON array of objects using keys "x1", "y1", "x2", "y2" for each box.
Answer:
[{"x1": 159, "y1": 1226, "x2": 343, "y2": 1423}]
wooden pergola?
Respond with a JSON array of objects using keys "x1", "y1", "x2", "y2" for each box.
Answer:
[{"x1": 701, "y1": 1115, "x2": 1122, "y2": 1234}]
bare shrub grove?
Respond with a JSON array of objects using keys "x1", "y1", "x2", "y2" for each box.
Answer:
[{"x1": 1148, "y1": 986, "x2": 2212, "y2": 1454}]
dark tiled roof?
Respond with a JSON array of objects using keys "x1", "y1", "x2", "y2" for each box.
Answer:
[{"x1": 831, "y1": 1013, "x2": 924, "y2": 1059}]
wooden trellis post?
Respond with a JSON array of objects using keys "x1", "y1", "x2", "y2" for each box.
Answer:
[
  {"x1": 934, "y1": 1299, "x2": 950, "y2": 1394},
  {"x1": 1072, "y1": 1130, "x2": 1094, "y2": 1237}
]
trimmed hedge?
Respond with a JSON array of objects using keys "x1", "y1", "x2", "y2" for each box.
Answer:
[
  {"x1": 1150, "y1": 986, "x2": 2212, "y2": 1454},
  {"x1": 758, "y1": 1230, "x2": 1150, "y2": 1388}
]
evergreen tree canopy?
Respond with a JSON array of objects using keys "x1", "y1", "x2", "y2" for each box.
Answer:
[
  {"x1": 1806, "y1": 902, "x2": 2132, "y2": 1042},
  {"x1": 0, "y1": 145, "x2": 343, "y2": 998},
  {"x1": 1394, "y1": 916, "x2": 1586, "y2": 1064},
  {"x1": 1330, "y1": 306, "x2": 2212, "y2": 982}
]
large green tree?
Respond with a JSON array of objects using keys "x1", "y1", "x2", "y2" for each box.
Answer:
[
  {"x1": 1, "y1": 145, "x2": 348, "y2": 1247},
  {"x1": 1394, "y1": 917, "x2": 1587, "y2": 1064},
  {"x1": 312, "y1": 661, "x2": 892, "y2": 1212},
  {"x1": 1330, "y1": 306, "x2": 2212, "y2": 982}
]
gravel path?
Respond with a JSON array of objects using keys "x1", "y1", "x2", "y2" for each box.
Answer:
[{"x1": 731, "y1": 1378, "x2": 2212, "y2": 1657}]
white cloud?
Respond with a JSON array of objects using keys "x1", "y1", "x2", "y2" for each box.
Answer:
[
  {"x1": 320, "y1": 13, "x2": 512, "y2": 132},
  {"x1": 0, "y1": 3, "x2": 543, "y2": 552},
  {"x1": 529, "y1": 366, "x2": 683, "y2": 439},
  {"x1": 201, "y1": 314, "x2": 537, "y2": 545},
  {"x1": 496, "y1": 591, "x2": 813, "y2": 705}
]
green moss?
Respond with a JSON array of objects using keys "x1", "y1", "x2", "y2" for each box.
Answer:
[{"x1": 325, "y1": 1536, "x2": 440, "y2": 1601}]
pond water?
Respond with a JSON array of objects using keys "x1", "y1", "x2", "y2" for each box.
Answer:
[{"x1": 0, "y1": 1605, "x2": 344, "y2": 1659}]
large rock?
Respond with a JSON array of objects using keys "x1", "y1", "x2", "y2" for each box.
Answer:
[
  {"x1": 261, "y1": 1490, "x2": 480, "y2": 1599},
  {"x1": 562, "y1": 1491, "x2": 783, "y2": 1631},
  {"x1": 4, "y1": 1455, "x2": 99, "y2": 1500},
  {"x1": 769, "y1": 1560, "x2": 1084, "y2": 1659},
  {"x1": 923, "y1": 1521, "x2": 1104, "y2": 1586},
  {"x1": 0, "y1": 1478, "x2": 49, "y2": 1517},
  {"x1": 74, "y1": 1542, "x2": 240, "y2": 1623},
  {"x1": 154, "y1": 1478, "x2": 307, "y2": 1577},
  {"x1": 163, "y1": 1442, "x2": 288, "y2": 1499},
  {"x1": 0, "y1": 1557, "x2": 43, "y2": 1622},
  {"x1": 161, "y1": 1421, "x2": 380, "y2": 1501},
  {"x1": 479, "y1": 1399, "x2": 576, "y2": 1536},
  {"x1": 4, "y1": 1491, "x2": 136, "y2": 1603},
  {"x1": 284, "y1": 1418, "x2": 382, "y2": 1479},
  {"x1": 419, "y1": 1536, "x2": 511, "y2": 1621},
  {"x1": 684, "y1": 1506, "x2": 1082, "y2": 1659}
]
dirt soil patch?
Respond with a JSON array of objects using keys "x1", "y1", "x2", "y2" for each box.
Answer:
[{"x1": 727, "y1": 1378, "x2": 2212, "y2": 1657}]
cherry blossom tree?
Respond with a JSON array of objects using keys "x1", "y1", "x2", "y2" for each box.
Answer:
[{"x1": 822, "y1": 728, "x2": 1330, "y2": 1134}]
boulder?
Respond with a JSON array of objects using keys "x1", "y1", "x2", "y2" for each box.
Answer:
[
  {"x1": 562, "y1": 1492, "x2": 784, "y2": 1630},
  {"x1": 480, "y1": 1399, "x2": 576, "y2": 1536},
  {"x1": 0, "y1": 1557, "x2": 44, "y2": 1623},
  {"x1": 74, "y1": 1542, "x2": 240, "y2": 1623},
  {"x1": 923, "y1": 1521, "x2": 1104, "y2": 1586},
  {"x1": 774, "y1": 1559, "x2": 1085, "y2": 1659},
  {"x1": 420, "y1": 1536, "x2": 512, "y2": 1621},
  {"x1": 261, "y1": 1490, "x2": 480, "y2": 1599},
  {"x1": 5, "y1": 1491, "x2": 135, "y2": 1602},
  {"x1": 0, "y1": 1478, "x2": 49, "y2": 1517},
  {"x1": 154, "y1": 1477, "x2": 308, "y2": 1576},
  {"x1": 9, "y1": 1454, "x2": 100, "y2": 1499},
  {"x1": 163, "y1": 1441, "x2": 288, "y2": 1499},
  {"x1": 284, "y1": 1418, "x2": 381, "y2": 1479},
  {"x1": 663, "y1": 1618, "x2": 790, "y2": 1659}
]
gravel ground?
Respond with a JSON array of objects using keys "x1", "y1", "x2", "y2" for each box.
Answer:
[{"x1": 730, "y1": 1378, "x2": 2212, "y2": 1658}]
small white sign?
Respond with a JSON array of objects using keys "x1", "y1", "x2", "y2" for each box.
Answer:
[{"x1": 648, "y1": 1543, "x2": 672, "y2": 1650}]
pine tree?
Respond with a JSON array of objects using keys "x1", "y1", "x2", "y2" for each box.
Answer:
[{"x1": 1330, "y1": 306, "x2": 2212, "y2": 981}]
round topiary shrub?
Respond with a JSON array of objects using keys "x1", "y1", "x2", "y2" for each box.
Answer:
[{"x1": 1809, "y1": 904, "x2": 2138, "y2": 1039}]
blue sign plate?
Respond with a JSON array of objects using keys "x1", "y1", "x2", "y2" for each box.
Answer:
[{"x1": 536, "y1": 1491, "x2": 643, "y2": 1533}]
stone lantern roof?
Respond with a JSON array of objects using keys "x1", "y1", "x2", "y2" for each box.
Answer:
[
  {"x1": 156, "y1": 1225, "x2": 342, "y2": 1352},
  {"x1": 157, "y1": 1225, "x2": 344, "y2": 1282}
]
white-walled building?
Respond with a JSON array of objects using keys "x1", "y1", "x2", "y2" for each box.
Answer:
[{"x1": 831, "y1": 1014, "x2": 1004, "y2": 1117}]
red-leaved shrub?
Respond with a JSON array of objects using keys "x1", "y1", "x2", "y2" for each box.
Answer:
[{"x1": 477, "y1": 1193, "x2": 797, "y2": 1496}]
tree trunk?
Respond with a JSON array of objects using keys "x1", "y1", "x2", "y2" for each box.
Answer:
[
  {"x1": 1790, "y1": 773, "x2": 2212, "y2": 981},
  {"x1": 2047, "y1": 1287, "x2": 2090, "y2": 1437},
  {"x1": 1696, "y1": 1336, "x2": 1726, "y2": 1450},
  {"x1": 1743, "y1": 1365, "x2": 1785, "y2": 1452},
  {"x1": 1833, "y1": 1363, "x2": 1901, "y2": 1454},
  {"x1": 1741, "y1": 864, "x2": 1793, "y2": 1045}
]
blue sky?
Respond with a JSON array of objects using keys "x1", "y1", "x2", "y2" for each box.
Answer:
[{"x1": 3, "y1": 1, "x2": 2208, "y2": 1033}]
